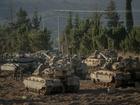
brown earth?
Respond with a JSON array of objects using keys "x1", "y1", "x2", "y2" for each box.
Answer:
[{"x1": 0, "y1": 76, "x2": 140, "y2": 105}]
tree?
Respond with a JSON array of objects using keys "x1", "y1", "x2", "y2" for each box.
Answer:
[
  {"x1": 32, "y1": 11, "x2": 41, "y2": 30},
  {"x1": 105, "y1": 0, "x2": 127, "y2": 50},
  {"x1": 71, "y1": 14, "x2": 81, "y2": 54},
  {"x1": 64, "y1": 12, "x2": 73, "y2": 55},
  {"x1": 112, "y1": 25, "x2": 127, "y2": 49},
  {"x1": 16, "y1": 8, "x2": 31, "y2": 31},
  {"x1": 106, "y1": 0, "x2": 120, "y2": 28},
  {"x1": 28, "y1": 28, "x2": 51, "y2": 52},
  {"x1": 126, "y1": 0, "x2": 133, "y2": 32},
  {"x1": 79, "y1": 18, "x2": 93, "y2": 55},
  {"x1": 15, "y1": 8, "x2": 31, "y2": 53},
  {"x1": 90, "y1": 13, "x2": 102, "y2": 50},
  {"x1": 96, "y1": 29, "x2": 108, "y2": 49},
  {"x1": 121, "y1": 29, "x2": 140, "y2": 53},
  {"x1": 0, "y1": 8, "x2": 52, "y2": 54},
  {"x1": 39, "y1": 28, "x2": 52, "y2": 50}
]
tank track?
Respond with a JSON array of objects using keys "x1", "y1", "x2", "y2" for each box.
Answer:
[{"x1": 93, "y1": 82, "x2": 115, "y2": 88}]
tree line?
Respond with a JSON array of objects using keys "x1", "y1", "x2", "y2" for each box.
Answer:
[
  {"x1": 60, "y1": 0, "x2": 140, "y2": 55},
  {"x1": 0, "y1": 8, "x2": 52, "y2": 54}
]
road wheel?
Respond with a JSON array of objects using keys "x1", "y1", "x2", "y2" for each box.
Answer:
[
  {"x1": 74, "y1": 86, "x2": 79, "y2": 93},
  {"x1": 92, "y1": 79, "x2": 96, "y2": 83},
  {"x1": 26, "y1": 87, "x2": 29, "y2": 92},
  {"x1": 40, "y1": 88, "x2": 47, "y2": 95}
]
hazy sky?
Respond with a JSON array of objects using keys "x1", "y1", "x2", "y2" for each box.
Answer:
[{"x1": 0, "y1": 0, "x2": 140, "y2": 33}]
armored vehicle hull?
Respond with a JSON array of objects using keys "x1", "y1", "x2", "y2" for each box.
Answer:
[
  {"x1": 23, "y1": 51, "x2": 80, "y2": 95},
  {"x1": 23, "y1": 76, "x2": 63, "y2": 95},
  {"x1": 0, "y1": 63, "x2": 18, "y2": 71},
  {"x1": 23, "y1": 75, "x2": 80, "y2": 95},
  {"x1": 0, "y1": 63, "x2": 19, "y2": 77},
  {"x1": 90, "y1": 70, "x2": 135, "y2": 88},
  {"x1": 64, "y1": 76, "x2": 80, "y2": 92}
]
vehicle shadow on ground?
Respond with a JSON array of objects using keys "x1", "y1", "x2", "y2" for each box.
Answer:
[
  {"x1": 0, "y1": 89, "x2": 107, "y2": 104},
  {"x1": 79, "y1": 88, "x2": 107, "y2": 95},
  {"x1": 0, "y1": 98, "x2": 44, "y2": 105}
]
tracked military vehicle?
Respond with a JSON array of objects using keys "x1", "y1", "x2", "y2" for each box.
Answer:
[
  {"x1": 0, "y1": 63, "x2": 21, "y2": 79},
  {"x1": 71, "y1": 55, "x2": 88, "y2": 79},
  {"x1": 12, "y1": 57, "x2": 38, "y2": 75},
  {"x1": 88, "y1": 50, "x2": 137, "y2": 88},
  {"x1": 23, "y1": 54, "x2": 80, "y2": 95},
  {"x1": 90, "y1": 69, "x2": 134, "y2": 88},
  {"x1": 0, "y1": 63, "x2": 18, "y2": 72},
  {"x1": 23, "y1": 76, "x2": 63, "y2": 95},
  {"x1": 84, "y1": 49, "x2": 117, "y2": 79}
]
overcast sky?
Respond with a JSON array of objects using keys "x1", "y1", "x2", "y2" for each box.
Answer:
[{"x1": 0, "y1": 0, "x2": 140, "y2": 34}]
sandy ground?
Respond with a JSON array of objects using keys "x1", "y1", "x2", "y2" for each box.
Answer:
[{"x1": 0, "y1": 77, "x2": 140, "y2": 105}]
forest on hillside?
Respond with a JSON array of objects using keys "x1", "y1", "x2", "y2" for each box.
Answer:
[
  {"x1": 0, "y1": 0, "x2": 140, "y2": 55},
  {"x1": 60, "y1": 0, "x2": 140, "y2": 55},
  {"x1": 0, "y1": 8, "x2": 52, "y2": 54}
]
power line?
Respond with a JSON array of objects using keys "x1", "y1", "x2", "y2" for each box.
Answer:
[{"x1": 54, "y1": 9, "x2": 140, "y2": 13}]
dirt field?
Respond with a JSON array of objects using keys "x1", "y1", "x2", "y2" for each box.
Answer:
[{"x1": 0, "y1": 77, "x2": 140, "y2": 105}]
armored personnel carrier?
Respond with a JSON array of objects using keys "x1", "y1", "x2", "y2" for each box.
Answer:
[{"x1": 23, "y1": 55, "x2": 80, "y2": 95}]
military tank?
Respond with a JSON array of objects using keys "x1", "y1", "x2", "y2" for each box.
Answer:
[
  {"x1": 0, "y1": 63, "x2": 18, "y2": 72},
  {"x1": 71, "y1": 55, "x2": 88, "y2": 79},
  {"x1": 23, "y1": 55, "x2": 80, "y2": 95},
  {"x1": 90, "y1": 69, "x2": 134, "y2": 88},
  {"x1": 84, "y1": 49, "x2": 117, "y2": 79},
  {"x1": 119, "y1": 56, "x2": 140, "y2": 82},
  {"x1": 88, "y1": 50, "x2": 137, "y2": 88},
  {"x1": 0, "y1": 63, "x2": 22, "y2": 79},
  {"x1": 23, "y1": 76, "x2": 63, "y2": 95}
]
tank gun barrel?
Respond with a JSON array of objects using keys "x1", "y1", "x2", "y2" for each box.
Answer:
[
  {"x1": 99, "y1": 52, "x2": 108, "y2": 60},
  {"x1": 32, "y1": 63, "x2": 43, "y2": 75},
  {"x1": 42, "y1": 52, "x2": 51, "y2": 60}
]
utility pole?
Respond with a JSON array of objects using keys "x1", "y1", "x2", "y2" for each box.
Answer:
[{"x1": 57, "y1": 16, "x2": 60, "y2": 52}]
